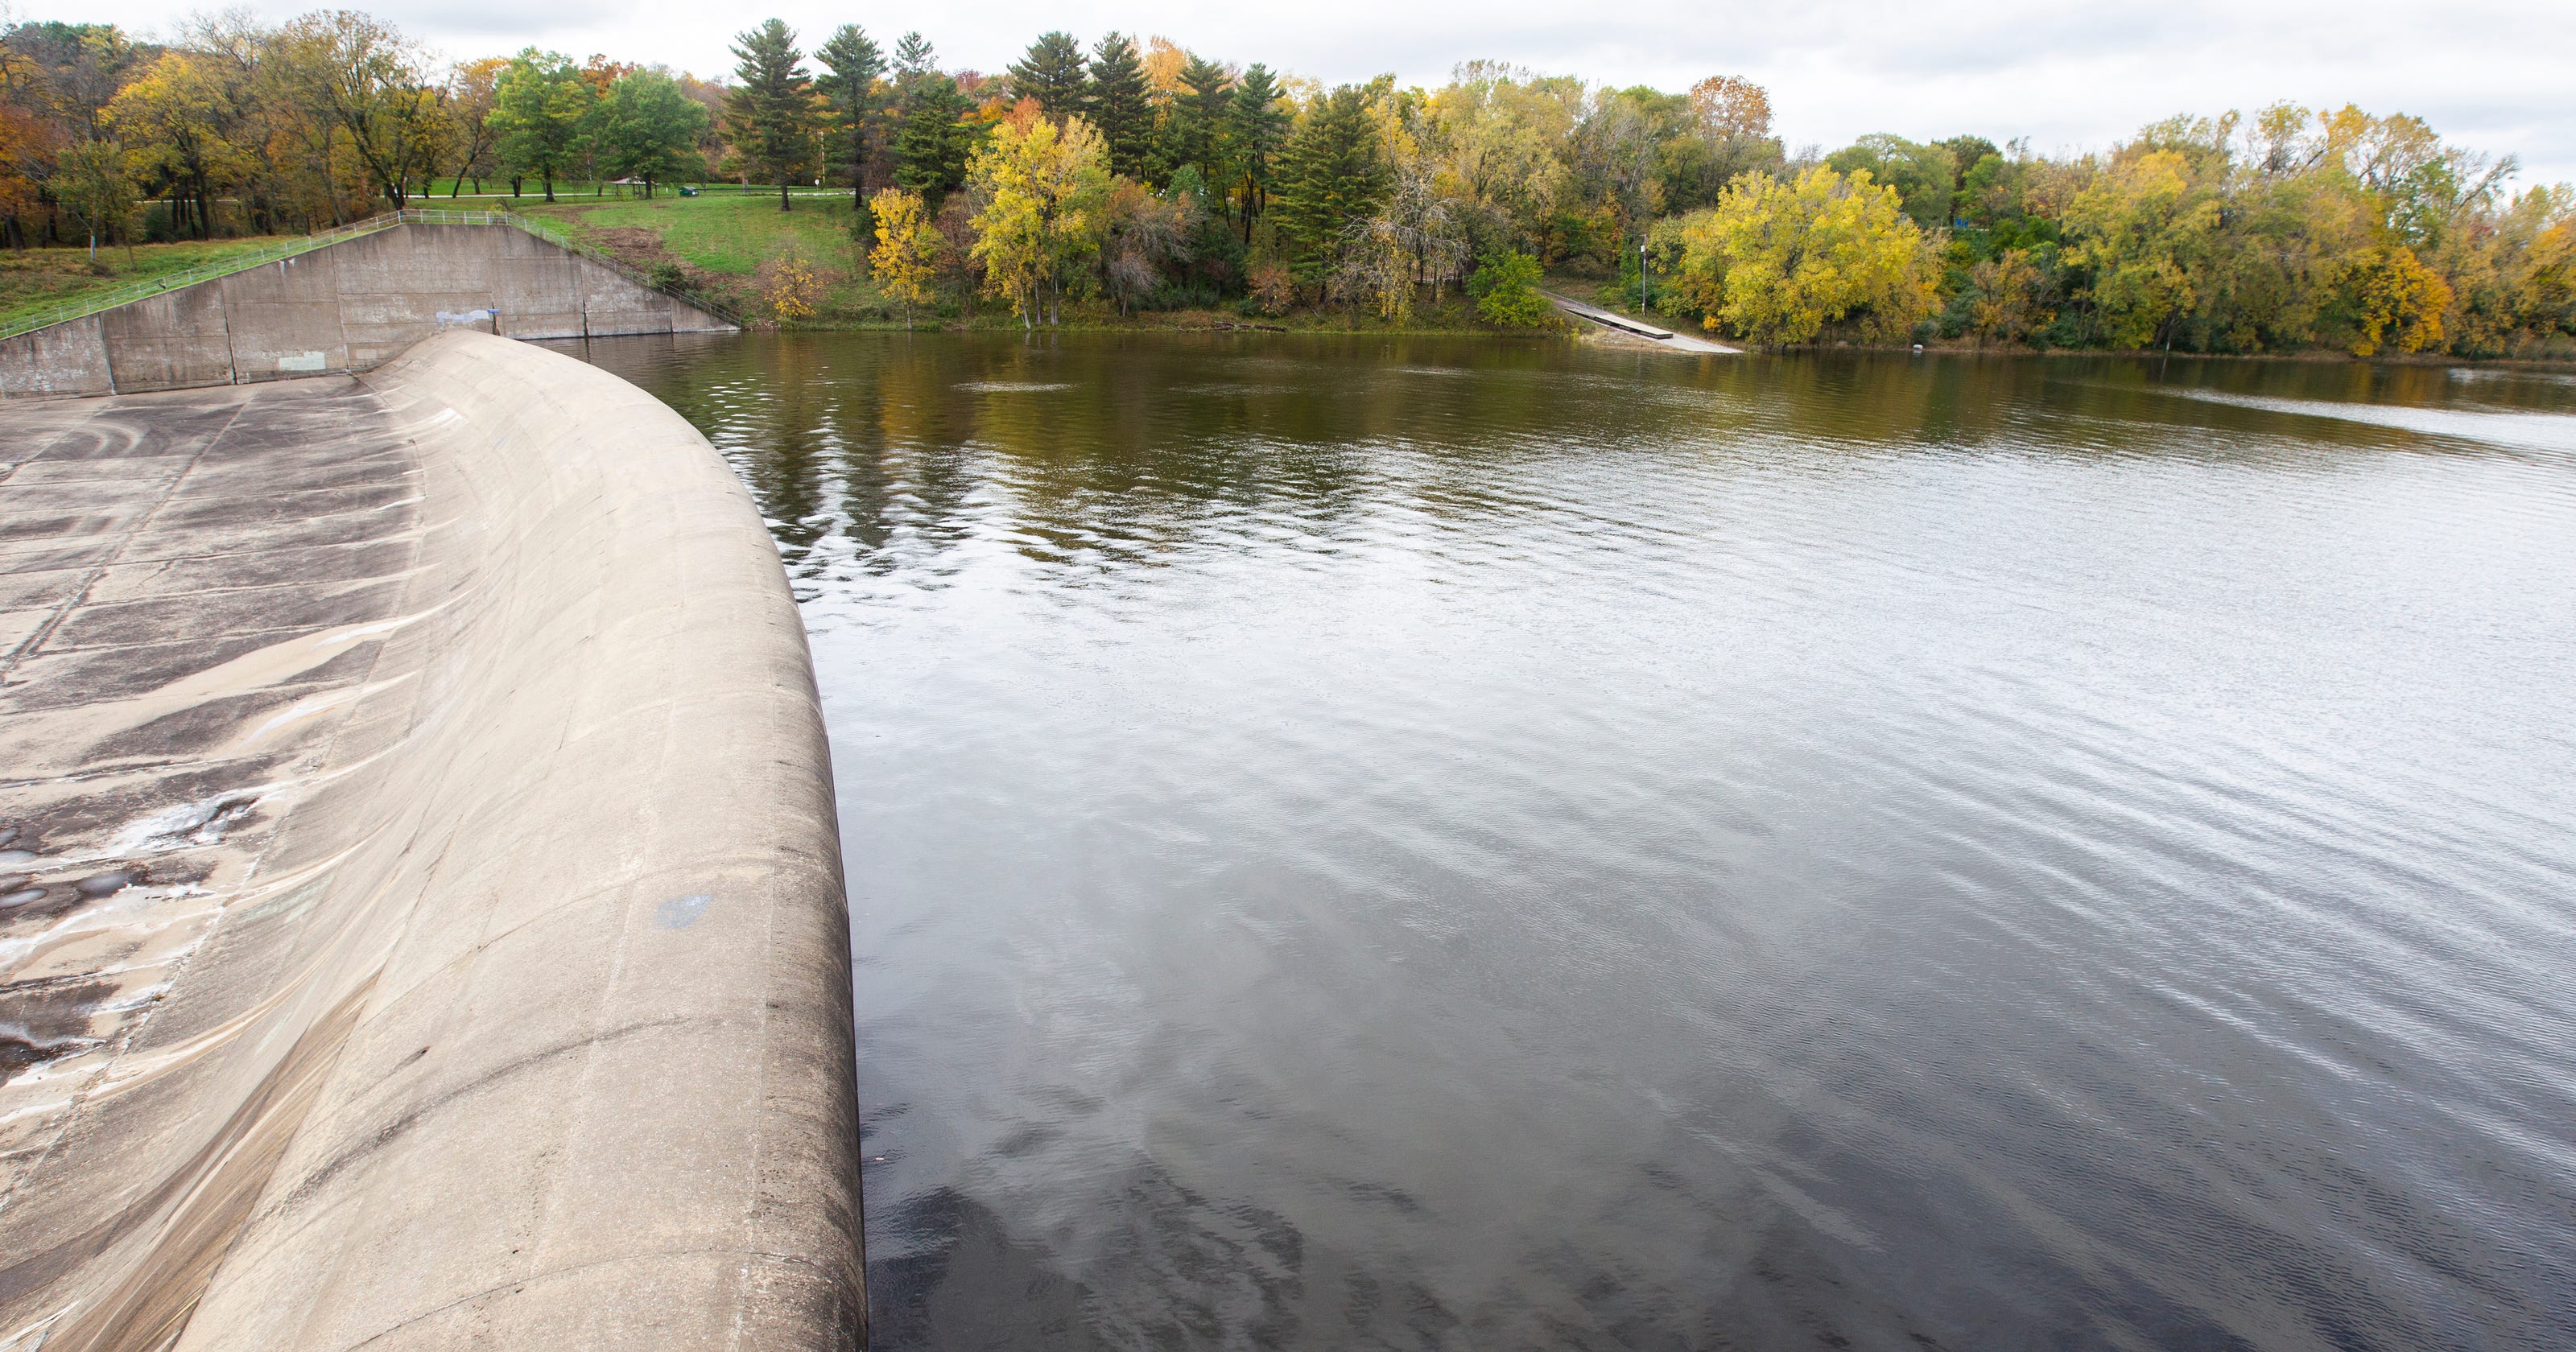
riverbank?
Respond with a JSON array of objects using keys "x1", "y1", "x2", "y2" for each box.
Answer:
[
  {"x1": 504, "y1": 193, "x2": 1565, "y2": 336},
  {"x1": 1547, "y1": 274, "x2": 2576, "y2": 365}
]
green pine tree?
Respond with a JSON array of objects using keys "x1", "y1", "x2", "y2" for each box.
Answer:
[
  {"x1": 892, "y1": 73, "x2": 973, "y2": 200},
  {"x1": 1272, "y1": 84, "x2": 1389, "y2": 288},
  {"x1": 1228, "y1": 63, "x2": 1291, "y2": 241},
  {"x1": 1083, "y1": 31, "x2": 1152, "y2": 182},
  {"x1": 726, "y1": 19, "x2": 817, "y2": 212},
  {"x1": 892, "y1": 31, "x2": 935, "y2": 82},
  {"x1": 817, "y1": 24, "x2": 884, "y2": 208},
  {"x1": 1007, "y1": 31, "x2": 1088, "y2": 122},
  {"x1": 1163, "y1": 53, "x2": 1231, "y2": 185}
]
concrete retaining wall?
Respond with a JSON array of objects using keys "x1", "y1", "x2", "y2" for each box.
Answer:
[
  {"x1": 0, "y1": 332, "x2": 860, "y2": 1350},
  {"x1": 0, "y1": 224, "x2": 734, "y2": 401}
]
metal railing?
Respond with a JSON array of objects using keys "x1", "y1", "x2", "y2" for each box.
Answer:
[{"x1": 0, "y1": 207, "x2": 741, "y2": 341}]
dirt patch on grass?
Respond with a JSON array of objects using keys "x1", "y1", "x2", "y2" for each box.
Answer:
[{"x1": 588, "y1": 228, "x2": 690, "y2": 278}]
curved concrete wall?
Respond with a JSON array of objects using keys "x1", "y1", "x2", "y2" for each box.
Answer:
[
  {"x1": 1, "y1": 223, "x2": 735, "y2": 402},
  {"x1": 0, "y1": 332, "x2": 861, "y2": 1350}
]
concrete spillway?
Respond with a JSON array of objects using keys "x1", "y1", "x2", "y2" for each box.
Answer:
[
  {"x1": 0, "y1": 219, "x2": 734, "y2": 401},
  {"x1": 0, "y1": 332, "x2": 861, "y2": 1350}
]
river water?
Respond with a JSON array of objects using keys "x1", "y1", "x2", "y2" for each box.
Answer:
[{"x1": 566, "y1": 333, "x2": 2576, "y2": 1351}]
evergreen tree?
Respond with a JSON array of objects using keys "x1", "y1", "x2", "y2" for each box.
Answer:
[
  {"x1": 1272, "y1": 84, "x2": 1389, "y2": 288},
  {"x1": 893, "y1": 31, "x2": 935, "y2": 83},
  {"x1": 894, "y1": 73, "x2": 973, "y2": 200},
  {"x1": 817, "y1": 24, "x2": 884, "y2": 208},
  {"x1": 1008, "y1": 31, "x2": 1088, "y2": 122},
  {"x1": 725, "y1": 19, "x2": 816, "y2": 211},
  {"x1": 1083, "y1": 31, "x2": 1152, "y2": 181},
  {"x1": 1228, "y1": 63, "x2": 1291, "y2": 241},
  {"x1": 1163, "y1": 53, "x2": 1231, "y2": 185}
]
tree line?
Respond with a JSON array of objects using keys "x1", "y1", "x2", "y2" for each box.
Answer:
[{"x1": 6, "y1": 10, "x2": 2571, "y2": 353}]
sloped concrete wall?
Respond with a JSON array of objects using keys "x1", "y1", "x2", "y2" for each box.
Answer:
[
  {"x1": 0, "y1": 224, "x2": 733, "y2": 401},
  {"x1": 0, "y1": 332, "x2": 858, "y2": 1351}
]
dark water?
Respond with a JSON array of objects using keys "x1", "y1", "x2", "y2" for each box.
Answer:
[{"x1": 565, "y1": 332, "x2": 2576, "y2": 1351}]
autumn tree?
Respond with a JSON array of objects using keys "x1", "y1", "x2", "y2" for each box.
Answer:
[
  {"x1": 1008, "y1": 32, "x2": 1087, "y2": 122},
  {"x1": 491, "y1": 49, "x2": 592, "y2": 200},
  {"x1": 2332, "y1": 245, "x2": 2450, "y2": 355},
  {"x1": 727, "y1": 18, "x2": 816, "y2": 211},
  {"x1": 104, "y1": 52, "x2": 247, "y2": 239},
  {"x1": 868, "y1": 185, "x2": 939, "y2": 327},
  {"x1": 2062, "y1": 149, "x2": 2221, "y2": 347},
  {"x1": 1423, "y1": 63, "x2": 1576, "y2": 247},
  {"x1": 1688, "y1": 75, "x2": 1770, "y2": 142},
  {"x1": 278, "y1": 10, "x2": 451, "y2": 208},
  {"x1": 1662, "y1": 165, "x2": 1938, "y2": 344},
  {"x1": 0, "y1": 54, "x2": 47, "y2": 246},
  {"x1": 1967, "y1": 248, "x2": 2056, "y2": 344},
  {"x1": 57, "y1": 135, "x2": 136, "y2": 258},
  {"x1": 1101, "y1": 176, "x2": 1195, "y2": 314},
  {"x1": 968, "y1": 113, "x2": 1111, "y2": 326},
  {"x1": 445, "y1": 56, "x2": 506, "y2": 195}
]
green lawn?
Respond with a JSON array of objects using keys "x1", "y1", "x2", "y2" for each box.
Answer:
[
  {"x1": 510, "y1": 191, "x2": 892, "y2": 324},
  {"x1": 0, "y1": 236, "x2": 298, "y2": 331}
]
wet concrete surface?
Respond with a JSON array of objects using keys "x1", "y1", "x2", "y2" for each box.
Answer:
[
  {"x1": 0, "y1": 332, "x2": 857, "y2": 1352},
  {"x1": 0, "y1": 376, "x2": 422, "y2": 1345}
]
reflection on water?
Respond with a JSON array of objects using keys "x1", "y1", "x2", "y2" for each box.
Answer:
[{"x1": 564, "y1": 332, "x2": 2576, "y2": 1351}]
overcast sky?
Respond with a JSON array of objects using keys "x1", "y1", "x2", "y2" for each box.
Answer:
[{"x1": 76, "y1": 0, "x2": 2576, "y2": 187}]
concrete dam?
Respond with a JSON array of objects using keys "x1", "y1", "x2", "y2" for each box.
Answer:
[
  {"x1": 0, "y1": 215, "x2": 735, "y2": 400},
  {"x1": 0, "y1": 220, "x2": 862, "y2": 1351}
]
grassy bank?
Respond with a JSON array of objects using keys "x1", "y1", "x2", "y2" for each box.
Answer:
[
  {"x1": 4, "y1": 192, "x2": 1552, "y2": 338},
  {"x1": 0, "y1": 235, "x2": 295, "y2": 331},
  {"x1": 515, "y1": 191, "x2": 1555, "y2": 335}
]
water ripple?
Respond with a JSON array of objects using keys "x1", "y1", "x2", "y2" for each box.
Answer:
[{"x1": 562, "y1": 333, "x2": 2576, "y2": 1352}]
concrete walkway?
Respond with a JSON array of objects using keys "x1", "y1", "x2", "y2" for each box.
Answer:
[
  {"x1": 0, "y1": 332, "x2": 859, "y2": 1351},
  {"x1": 1542, "y1": 290, "x2": 1741, "y2": 353}
]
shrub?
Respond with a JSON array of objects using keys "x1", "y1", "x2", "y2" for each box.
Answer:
[
  {"x1": 646, "y1": 260, "x2": 687, "y2": 292},
  {"x1": 1467, "y1": 250, "x2": 1551, "y2": 327},
  {"x1": 755, "y1": 249, "x2": 828, "y2": 321},
  {"x1": 1246, "y1": 260, "x2": 1295, "y2": 316}
]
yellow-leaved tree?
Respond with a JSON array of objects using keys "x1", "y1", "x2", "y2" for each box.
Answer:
[
  {"x1": 869, "y1": 187, "x2": 940, "y2": 329},
  {"x1": 104, "y1": 52, "x2": 254, "y2": 241},
  {"x1": 2062, "y1": 150, "x2": 2221, "y2": 348},
  {"x1": 1662, "y1": 166, "x2": 1938, "y2": 344},
  {"x1": 2334, "y1": 245, "x2": 2451, "y2": 356},
  {"x1": 968, "y1": 114, "x2": 1111, "y2": 328}
]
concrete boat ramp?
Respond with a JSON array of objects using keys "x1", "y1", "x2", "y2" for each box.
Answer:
[
  {"x1": 1542, "y1": 290, "x2": 1741, "y2": 353},
  {"x1": 0, "y1": 332, "x2": 861, "y2": 1350}
]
